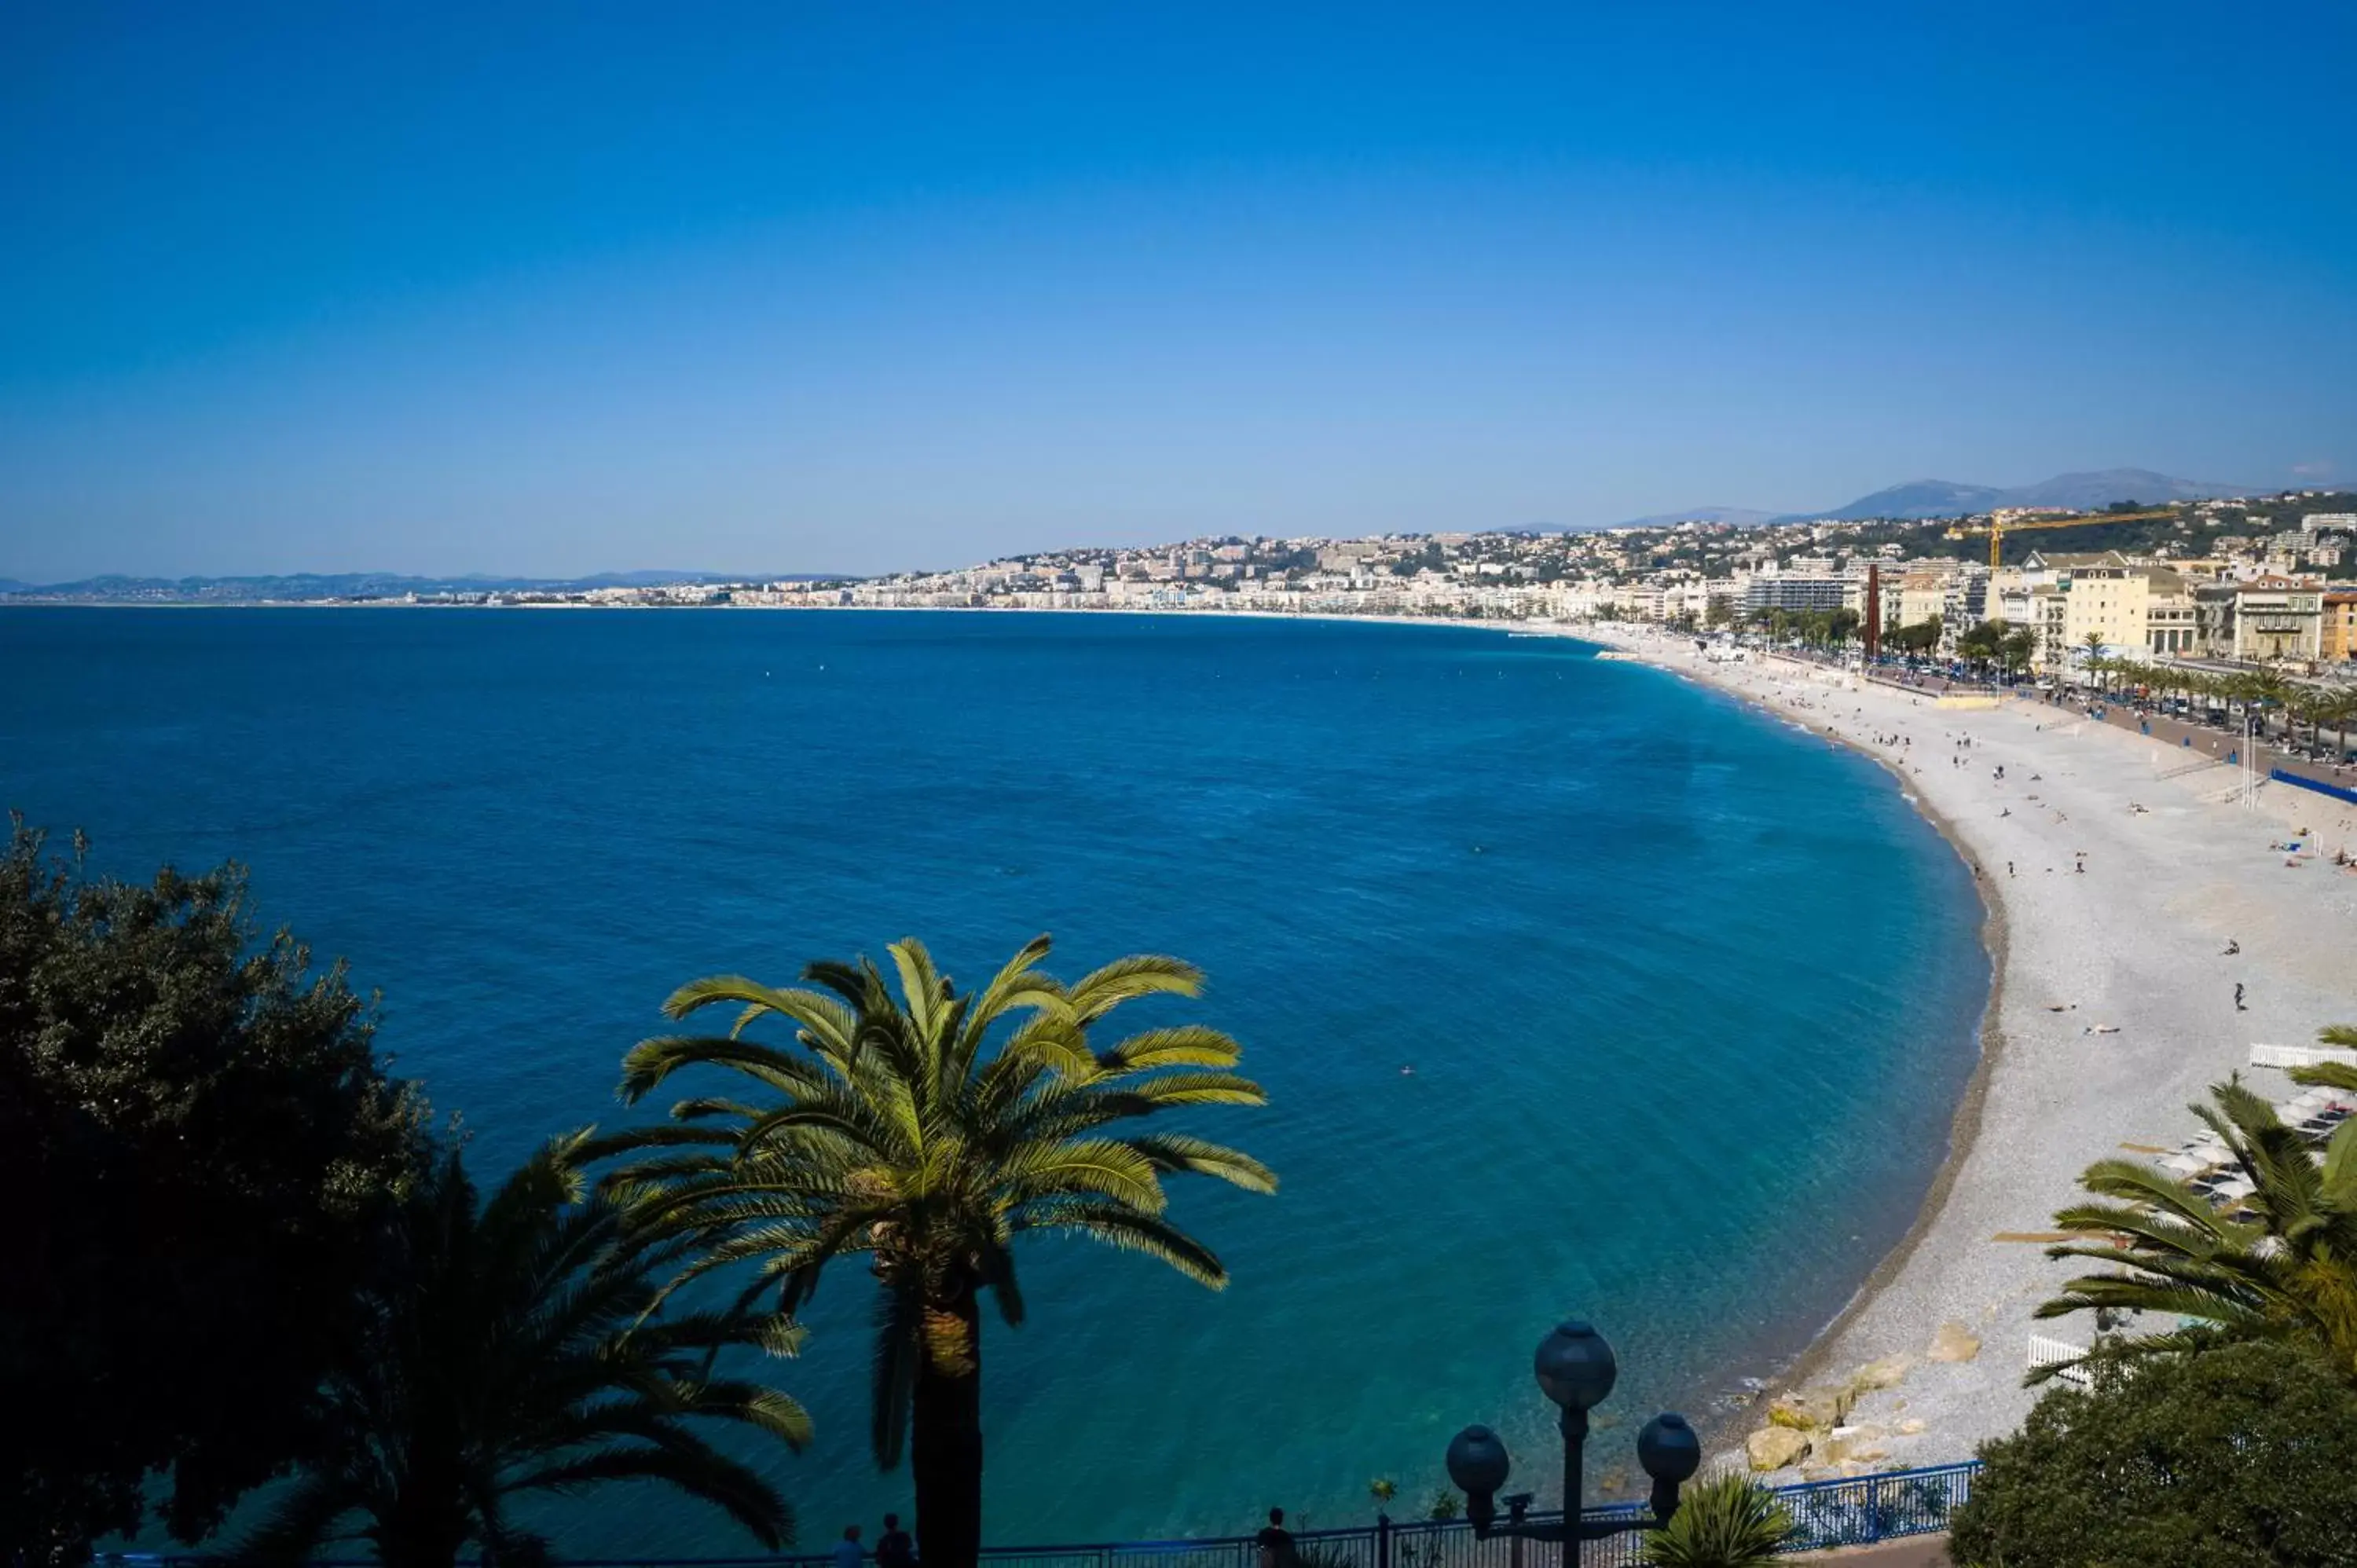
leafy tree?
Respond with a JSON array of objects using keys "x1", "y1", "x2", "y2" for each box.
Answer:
[
  {"x1": 1949, "y1": 1339, "x2": 2357, "y2": 1568},
  {"x1": 594, "y1": 936, "x2": 1275, "y2": 1568},
  {"x1": 243, "y1": 1131, "x2": 807, "y2": 1568},
  {"x1": 0, "y1": 823, "x2": 427, "y2": 1565},
  {"x1": 1640, "y1": 1474, "x2": 1793, "y2": 1568},
  {"x1": 2035, "y1": 1079, "x2": 2357, "y2": 1382}
]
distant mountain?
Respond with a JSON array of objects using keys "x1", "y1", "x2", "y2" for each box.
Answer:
[
  {"x1": 1995, "y1": 468, "x2": 2249, "y2": 511},
  {"x1": 0, "y1": 570, "x2": 850, "y2": 601},
  {"x1": 1800, "y1": 467, "x2": 2251, "y2": 522},
  {"x1": 1607, "y1": 506, "x2": 1782, "y2": 529}
]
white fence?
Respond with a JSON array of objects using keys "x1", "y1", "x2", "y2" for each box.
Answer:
[
  {"x1": 2026, "y1": 1333, "x2": 2093, "y2": 1388},
  {"x1": 2251, "y1": 1042, "x2": 2357, "y2": 1070}
]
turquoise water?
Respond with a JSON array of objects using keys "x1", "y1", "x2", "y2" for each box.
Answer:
[{"x1": 0, "y1": 609, "x2": 1985, "y2": 1551}]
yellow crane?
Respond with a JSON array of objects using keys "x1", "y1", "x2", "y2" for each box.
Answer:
[{"x1": 1941, "y1": 508, "x2": 2177, "y2": 570}]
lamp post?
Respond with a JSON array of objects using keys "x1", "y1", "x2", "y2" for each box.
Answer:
[{"x1": 1443, "y1": 1320, "x2": 1700, "y2": 1568}]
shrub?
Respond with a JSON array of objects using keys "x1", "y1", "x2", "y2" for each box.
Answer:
[
  {"x1": 1949, "y1": 1339, "x2": 2357, "y2": 1567},
  {"x1": 1641, "y1": 1473, "x2": 1794, "y2": 1568}
]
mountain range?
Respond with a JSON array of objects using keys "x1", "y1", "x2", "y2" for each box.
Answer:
[
  {"x1": 1618, "y1": 467, "x2": 2256, "y2": 528},
  {"x1": 0, "y1": 569, "x2": 842, "y2": 599}
]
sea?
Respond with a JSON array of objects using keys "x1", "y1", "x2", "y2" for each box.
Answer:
[{"x1": 0, "y1": 608, "x2": 1987, "y2": 1552}]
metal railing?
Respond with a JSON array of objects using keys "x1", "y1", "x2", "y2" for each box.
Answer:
[{"x1": 119, "y1": 1463, "x2": 1980, "y2": 1568}]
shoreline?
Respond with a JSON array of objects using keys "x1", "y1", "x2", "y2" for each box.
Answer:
[{"x1": 1578, "y1": 623, "x2": 2357, "y2": 1476}]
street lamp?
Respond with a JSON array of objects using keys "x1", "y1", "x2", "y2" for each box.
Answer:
[{"x1": 1444, "y1": 1320, "x2": 1700, "y2": 1567}]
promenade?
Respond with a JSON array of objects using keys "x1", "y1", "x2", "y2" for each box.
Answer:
[{"x1": 1578, "y1": 625, "x2": 2357, "y2": 1475}]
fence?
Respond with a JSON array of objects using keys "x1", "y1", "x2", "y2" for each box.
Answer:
[
  {"x1": 123, "y1": 1464, "x2": 1979, "y2": 1568},
  {"x1": 2271, "y1": 768, "x2": 2357, "y2": 807}
]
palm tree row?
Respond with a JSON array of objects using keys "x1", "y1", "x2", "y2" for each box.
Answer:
[
  {"x1": 240, "y1": 935, "x2": 1273, "y2": 1568},
  {"x1": 2079, "y1": 654, "x2": 2357, "y2": 757}
]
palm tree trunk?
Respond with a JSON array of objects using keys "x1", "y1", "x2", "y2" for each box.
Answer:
[{"x1": 911, "y1": 1287, "x2": 985, "y2": 1568}]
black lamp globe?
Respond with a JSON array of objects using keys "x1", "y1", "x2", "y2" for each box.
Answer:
[
  {"x1": 1636, "y1": 1412, "x2": 1701, "y2": 1483},
  {"x1": 1533, "y1": 1320, "x2": 1618, "y2": 1412},
  {"x1": 1445, "y1": 1423, "x2": 1512, "y2": 1498}
]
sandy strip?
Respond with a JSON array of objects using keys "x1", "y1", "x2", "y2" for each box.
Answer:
[{"x1": 1575, "y1": 624, "x2": 2357, "y2": 1473}]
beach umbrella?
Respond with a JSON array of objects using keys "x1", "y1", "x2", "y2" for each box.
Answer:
[{"x1": 2160, "y1": 1152, "x2": 2211, "y2": 1175}]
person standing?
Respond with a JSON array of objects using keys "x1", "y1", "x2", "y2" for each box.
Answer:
[
  {"x1": 833, "y1": 1525, "x2": 865, "y2": 1568},
  {"x1": 877, "y1": 1514, "x2": 916, "y2": 1568},
  {"x1": 1256, "y1": 1507, "x2": 1297, "y2": 1568}
]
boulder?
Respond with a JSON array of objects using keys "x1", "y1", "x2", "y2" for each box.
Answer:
[
  {"x1": 1747, "y1": 1425, "x2": 1813, "y2": 1472},
  {"x1": 1896, "y1": 1418, "x2": 1928, "y2": 1436},
  {"x1": 1825, "y1": 1425, "x2": 1889, "y2": 1464},
  {"x1": 1927, "y1": 1321, "x2": 1982, "y2": 1363},
  {"x1": 1767, "y1": 1384, "x2": 1853, "y2": 1430},
  {"x1": 1851, "y1": 1353, "x2": 1912, "y2": 1391}
]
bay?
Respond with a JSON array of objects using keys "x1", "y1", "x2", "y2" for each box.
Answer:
[{"x1": 0, "y1": 608, "x2": 1986, "y2": 1551}]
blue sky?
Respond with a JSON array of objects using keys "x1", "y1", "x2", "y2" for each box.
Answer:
[{"x1": 4, "y1": 2, "x2": 2353, "y2": 580}]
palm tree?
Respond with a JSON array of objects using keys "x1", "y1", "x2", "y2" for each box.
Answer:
[
  {"x1": 2034, "y1": 1079, "x2": 2357, "y2": 1383},
  {"x1": 2290, "y1": 1024, "x2": 2357, "y2": 1098},
  {"x1": 596, "y1": 936, "x2": 1275, "y2": 1568},
  {"x1": 243, "y1": 1133, "x2": 808, "y2": 1568},
  {"x1": 2079, "y1": 632, "x2": 2109, "y2": 694}
]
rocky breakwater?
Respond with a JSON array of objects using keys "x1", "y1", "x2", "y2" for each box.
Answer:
[{"x1": 1743, "y1": 1321, "x2": 1981, "y2": 1480}]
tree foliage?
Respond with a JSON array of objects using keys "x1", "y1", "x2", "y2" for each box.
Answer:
[
  {"x1": 0, "y1": 822, "x2": 427, "y2": 1563},
  {"x1": 243, "y1": 1131, "x2": 807, "y2": 1568},
  {"x1": 1949, "y1": 1339, "x2": 2357, "y2": 1568},
  {"x1": 2035, "y1": 1078, "x2": 2357, "y2": 1383},
  {"x1": 592, "y1": 935, "x2": 1274, "y2": 1568}
]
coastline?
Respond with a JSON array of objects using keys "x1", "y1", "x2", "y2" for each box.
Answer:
[{"x1": 1576, "y1": 622, "x2": 2357, "y2": 1475}]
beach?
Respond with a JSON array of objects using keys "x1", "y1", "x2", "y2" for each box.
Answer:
[{"x1": 1580, "y1": 623, "x2": 2357, "y2": 1474}]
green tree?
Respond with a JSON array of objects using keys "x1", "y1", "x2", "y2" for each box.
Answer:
[
  {"x1": 1640, "y1": 1474, "x2": 1793, "y2": 1567},
  {"x1": 244, "y1": 1132, "x2": 807, "y2": 1568},
  {"x1": 0, "y1": 823, "x2": 427, "y2": 1565},
  {"x1": 2035, "y1": 1079, "x2": 2357, "y2": 1382},
  {"x1": 596, "y1": 936, "x2": 1275, "y2": 1568},
  {"x1": 1949, "y1": 1339, "x2": 2357, "y2": 1568}
]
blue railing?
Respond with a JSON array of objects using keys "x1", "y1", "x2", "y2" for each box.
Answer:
[
  {"x1": 111, "y1": 1462, "x2": 1979, "y2": 1568},
  {"x1": 2271, "y1": 768, "x2": 2357, "y2": 806}
]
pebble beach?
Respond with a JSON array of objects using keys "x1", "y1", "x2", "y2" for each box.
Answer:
[{"x1": 1582, "y1": 623, "x2": 2357, "y2": 1476}]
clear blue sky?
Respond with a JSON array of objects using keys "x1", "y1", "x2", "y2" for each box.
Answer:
[{"x1": 4, "y1": 2, "x2": 2353, "y2": 581}]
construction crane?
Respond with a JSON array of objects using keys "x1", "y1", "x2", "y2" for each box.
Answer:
[{"x1": 1941, "y1": 508, "x2": 2177, "y2": 570}]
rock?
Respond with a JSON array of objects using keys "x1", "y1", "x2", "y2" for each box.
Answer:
[
  {"x1": 1767, "y1": 1384, "x2": 1854, "y2": 1430},
  {"x1": 1851, "y1": 1353, "x2": 1912, "y2": 1391},
  {"x1": 1928, "y1": 1321, "x2": 1982, "y2": 1363},
  {"x1": 1897, "y1": 1418, "x2": 1927, "y2": 1436},
  {"x1": 1826, "y1": 1426, "x2": 1889, "y2": 1464},
  {"x1": 1747, "y1": 1425, "x2": 1813, "y2": 1471}
]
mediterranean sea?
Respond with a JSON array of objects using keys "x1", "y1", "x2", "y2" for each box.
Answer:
[{"x1": 0, "y1": 608, "x2": 1986, "y2": 1551}]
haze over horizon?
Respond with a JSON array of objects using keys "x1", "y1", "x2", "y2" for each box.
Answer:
[{"x1": 5, "y1": 2, "x2": 2353, "y2": 581}]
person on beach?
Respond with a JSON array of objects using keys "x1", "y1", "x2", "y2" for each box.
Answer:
[{"x1": 2235, "y1": 982, "x2": 2247, "y2": 1013}]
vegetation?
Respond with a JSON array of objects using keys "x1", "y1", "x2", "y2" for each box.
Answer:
[
  {"x1": 1640, "y1": 1474, "x2": 1794, "y2": 1568},
  {"x1": 0, "y1": 823, "x2": 427, "y2": 1565},
  {"x1": 592, "y1": 936, "x2": 1275, "y2": 1568},
  {"x1": 243, "y1": 1131, "x2": 808, "y2": 1568},
  {"x1": 2035, "y1": 1079, "x2": 2357, "y2": 1383},
  {"x1": 1949, "y1": 1339, "x2": 2357, "y2": 1568},
  {"x1": 2289, "y1": 1024, "x2": 2357, "y2": 1098}
]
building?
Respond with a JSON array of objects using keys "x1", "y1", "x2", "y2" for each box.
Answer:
[
  {"x1": 2206, "y1": 577, "x2": 2326, "y2": 663},
  {"x1": 2302, "y1": 512, "x2": 2357, "y2": 533},
  {"x1": 1742, "y1": 573, "x2": 1848, "y2": 614},
  {"x1": 2322, "y1": 592, "x2": 2357, "y2": 662}
]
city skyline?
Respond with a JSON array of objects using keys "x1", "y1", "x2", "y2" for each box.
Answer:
[{"x1": 5, "y1": 2, "x2": 2354, "y2": 581}]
